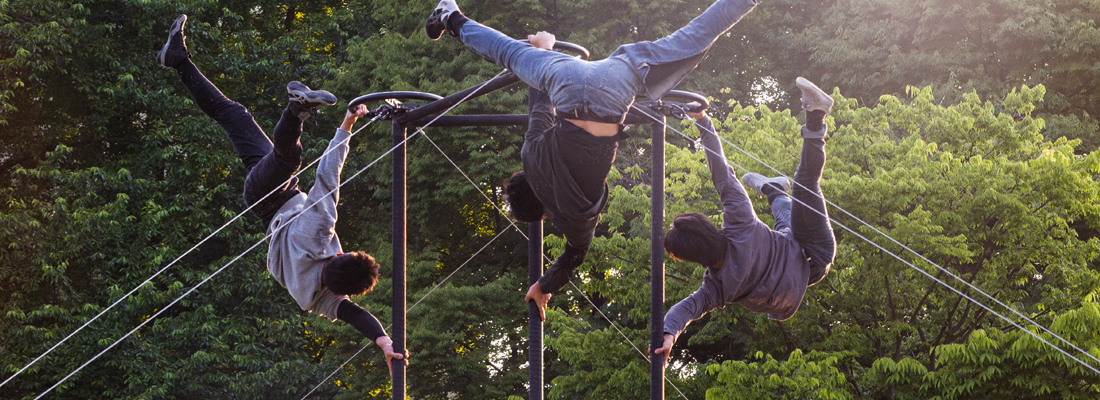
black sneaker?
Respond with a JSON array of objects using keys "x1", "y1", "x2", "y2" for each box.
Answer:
[
  {"x1": 287, "y1": 81, "x2": 337, "y2": 107},
  {"x1": 156, "y1": 15, "x2": 190, "y2": 68},
  {"x1": 425, "y1": 0, "x2": 461, "y2": 40}
]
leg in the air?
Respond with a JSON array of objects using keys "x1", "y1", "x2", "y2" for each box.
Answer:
[
  {"x1": 242, "y1": 82, "x2": 337, "y2": 223},
  {"x1": 789, "y1": 77, "x2": 836, "y2": 286},
  {"x1": 161, "y1": 14, "x2": 272, "y2": 171}
]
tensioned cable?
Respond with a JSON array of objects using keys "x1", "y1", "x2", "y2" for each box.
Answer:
[
  {"x1": 297, "y1": 70, "x2": 514, "y2": 397},
  {"x1": 33, "y1": 122, "x2": 415, "y2": 399},
  {"x1": 631, "y1": 105, "x2": 1100, "y2": 375},
  {"x1": 37, "y1": 65, "x2": 510, "y2": 397},
  {"x1": 296, "y1": 69, "x2": 511, "y2": 398},
  {"x1": 299, "y1": 227, "x2": 512, "y2": 399},
  {"x1": 417, "y1": 130, "x2": 692, "y2": 400},
  {"x1": 689, "y1": 115, "x2": 1100, "y2": 368},
  {"x1": 0, "y1": 114, "x2": 381, "y2": 390}
]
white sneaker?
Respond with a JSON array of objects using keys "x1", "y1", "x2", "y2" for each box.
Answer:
[
  {"x1": 796, "y1": 77, "x2": 833, "y2": 114},
  {"x1": 741, "y1": 173, "x2": 791, "y2": 193},
  {"x1": 425, "y1": 0, "x2": 461, "y2": 40}
]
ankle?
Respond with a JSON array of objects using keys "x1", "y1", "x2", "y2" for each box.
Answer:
[
  {"x1": 762, "y1": 184, "x2": 787, "y2": 204},
  {"x1": 447, "y1": 12, "x2": 468, "y2": 38},
  {"x1": 287, "y1": 102, "x2": 311, "y2": 120},
  {"x1": 805, "y1": 110, "x2": 826, "y2": 132}
]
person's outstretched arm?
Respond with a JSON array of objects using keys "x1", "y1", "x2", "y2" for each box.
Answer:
[
  {"x1": 694, "y1": 114, "x2": 759, "y2": 235},
  {"x1": 300, "y1": 105, "x2": 369, "y2": 236},
  {"x1": 336, "y1": 299, "x2": 406, "y2": 378},
  {"x1": 653, "y1": 270, "x2": 726, "y2": 364}
]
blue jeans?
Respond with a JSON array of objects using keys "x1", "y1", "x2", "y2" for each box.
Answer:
[
  {"x1": 175, "y1": 59, "x2": 304, "y2": 226},
  {"x1": 458, "y1": 0, "x2": 758, "y2": 120},
  {"x1": 768, "y1": 127, "x2": 836, "y2": 285}
]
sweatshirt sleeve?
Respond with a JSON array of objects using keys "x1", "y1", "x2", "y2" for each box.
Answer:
[
  {"x1": 536, "y1": 242, "x2": 589, "y2": 294},
  {"x1": 301, "y1": 129, "x2": 352, "y2": 237},
  {"x1": 663, "y1": 268, "x2": 726, "y2": 337},
  {"x1": 337, "y1": 299, "x2": 387, "y2": 341},
  {"x1": 696, "y1": 117, "x2": 759, "y2": 235}
]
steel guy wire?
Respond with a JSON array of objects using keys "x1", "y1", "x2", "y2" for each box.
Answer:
[
  {"x1": 300, "y1": 227, "x2": 512, "y2": 399},
  {"x1": 691, "y1": 116, "x2": 1100, "y2": 368},
  {"x1": 681, "y1": 109, "x2": 1100, "y2": 370},
  {"x1": 0, "y1": 114, "x2": 382, "y2": 390},
  {"x1": 298, "y1": 69, "x2": 512, "y2": 398},
  {"x1": 34, "y1": 123, "x2": 413, "y2": 399},
  {"x1": 631, "y1": 105, "x2": 1100, "y2": 375},
  {"x1": 36, "y1": 67, "x2": 508, "y2": 398},
  {"x1": 420, "y1": 128, "x2": 691, "y2": 400}
]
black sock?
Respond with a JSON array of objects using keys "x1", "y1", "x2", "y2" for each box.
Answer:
[
  {"x1": 447, "y1": 12, "x2": 469, "y2": 38},
  {"x1": 761, "y1": 183, "x2": 787, "y2": 205},
  {"x1": 806, "y1": 110, "x2": 826, "y2": 132}
]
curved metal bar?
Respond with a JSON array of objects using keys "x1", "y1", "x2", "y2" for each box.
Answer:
[
  {"x1": 519, "y1": 39, "x2": 591, "y2": 60},
  {"x1": 657, "y1": 90, "x2": 710, "y2": 111},
  {"x1": 347, "y1": 91, "x2": 444, "y2": 112}
]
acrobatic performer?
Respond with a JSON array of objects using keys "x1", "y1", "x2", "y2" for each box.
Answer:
[
  {"x1": 424, "y1": 0, "x2": 760, "y2": 320},
  {"x1": 651, "y1": 78, "x2": 837, "y2": 362},
  {"x1": 157, "y1": 15, "x2": 404, "y2": 372}
]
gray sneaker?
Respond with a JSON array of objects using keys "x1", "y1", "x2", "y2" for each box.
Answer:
[
  {"x1": 287, "y1": 81, "x2": 337, "y2": 107},
  {"x1": 156, "y1": 15, "x2": 190, "y2": 68},
  {"x1": 741, "y1": 173, "x2": 791, "y2": 194},
  {"x1": 795, "y1": 77, "x2": 833, "y2": 115},
  {"x1": 425, "y1": 0, "x2": 461, "y2": 40}
]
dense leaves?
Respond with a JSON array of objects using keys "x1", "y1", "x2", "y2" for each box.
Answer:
[{"x1": 2, "y1": 0, "x2": 1099, "y2": 399}]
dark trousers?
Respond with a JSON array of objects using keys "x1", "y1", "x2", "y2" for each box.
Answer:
[
  {"x1": 769, "y1": 133, "x2": 836, "y2": 284},
  {"x1": 174, "y1": 60, "x2": 304, "y2": 226}
]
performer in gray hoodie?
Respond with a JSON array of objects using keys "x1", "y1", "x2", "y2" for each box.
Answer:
[
  {"x1": 653, "y1": 78, "x2": 837, "y2": 362},
  {"x1": 157, "y1": 15, "x2": 404, "y2": 372}
]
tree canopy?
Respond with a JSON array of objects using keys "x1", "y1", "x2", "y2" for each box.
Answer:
[{"x1": 2, "y1": 0, "x2": 1099, "y2": 399}]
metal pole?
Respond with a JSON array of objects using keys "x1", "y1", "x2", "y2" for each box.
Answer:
[
  {"x1": 528, "y1": 221, "x2": 544, "y2": 400},
  {"x1": 392, "y1": 121, "x2": 408, "y2": 399},
  {"x1": 650, "y1": 116, "x2": 667, "y2": 400}
]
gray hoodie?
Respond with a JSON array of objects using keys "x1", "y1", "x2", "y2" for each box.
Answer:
[
  {"x1": 265, "y1": 128, "x2": 352, "y2": 321},
  {"x1": 664, "y1": 118, "x2": 810, "y2": 338}
]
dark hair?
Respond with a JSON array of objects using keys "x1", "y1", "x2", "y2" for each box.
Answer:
[
  {"x1": 503, "y1": 171, "x2": 545, "y2": 222},
  {"x1": 323, "y1": 251, "x2": 379, "y2": 296},
  {"x1": 665, "y1": 213, "x2": 726, "y2": 269}
]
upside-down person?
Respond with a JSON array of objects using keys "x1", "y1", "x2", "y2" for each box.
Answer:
[
  {"x1": 424, "y1": 0, "x2": 760, "y2": 320},
  {"x1": 157, "y1": 15, "x2": 405, "y2": 373},
  {"x1": 651, "y1": 78, "x2": 838, "y2": 363}
]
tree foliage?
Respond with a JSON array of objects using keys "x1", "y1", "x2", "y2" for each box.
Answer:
[{"x1": 3, "y1": 0, "x2": 1100, "y2": 399}]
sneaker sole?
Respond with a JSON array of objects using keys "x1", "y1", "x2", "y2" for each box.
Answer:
[
  {"x1": 289, "y1": 89, "x2": 337, "y2": 106},
  {"x1": 157, "y1": 15, "x2": 187, "y2": 66}
]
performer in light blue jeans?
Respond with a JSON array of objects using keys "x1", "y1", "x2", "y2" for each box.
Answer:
[
  {"x1": 425, "y1": 0, "x2": 761, "y2": 319},
  {"x1": 425, "y1": 0, "x2": 759, "y2": 124}
]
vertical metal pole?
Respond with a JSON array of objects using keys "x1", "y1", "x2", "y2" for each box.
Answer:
[
  {"x1": 650, "y1": 117, "x2": 666, "y2": 400},
  {"x1": 528, "y1": 221, "x2": 544, "y2": 400},
  {"x1": 392, "y1": 122, "x2": 407, "y2": 400}
]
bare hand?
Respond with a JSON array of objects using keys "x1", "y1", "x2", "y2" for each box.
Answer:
[
  {"x1": 527, "y1": 31, "x2": 555, "y2": 50},
  {"x1": 375, "y1": 336, "x2": 408, "y2": 380},
  {"x1": 685, "y1": 102, "x2": 707, "y2": 120},
  {"x1": 341, "y1": 104, "x2": 369, "y2": 131},
  {"x1": 649, "y1": 333, "x2": 675, "y2": 365},
  {"x1": 525, "y1": 282, "x2": 552, "y2": 321}
]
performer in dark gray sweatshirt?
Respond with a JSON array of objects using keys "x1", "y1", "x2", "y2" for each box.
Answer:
[
  {"x1": 157, "y1": 15, "x2": 404, "y2": 373},
  {"x1": 653, "y1": 78, "x2": 837, "y2": 362}
]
